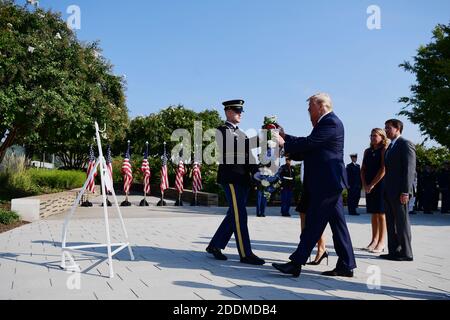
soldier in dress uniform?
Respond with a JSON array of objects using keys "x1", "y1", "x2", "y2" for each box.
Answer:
[
  {"x1": 438, "y1": 161, "x2": 450, "y2": 214},
  {"x1": 421, "y1": 164, "x2": 438, "y2": 214},
  {"x1": 206, "y1": 100, "x2": 265, "y2": 265},
  {"x1": 346, "y1": 154, "x2": 362, "y2": 215},
  {"x1": 280, "y1": 156, "x2": 296, "y2": 217}
]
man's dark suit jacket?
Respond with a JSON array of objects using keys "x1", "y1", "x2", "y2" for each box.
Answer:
[
  {"x1": 284, "y1": 112, "x2": 348, "y2": 196},
  {"x1": 384, "y1": 136, "x2": 416, "y2": 198}
]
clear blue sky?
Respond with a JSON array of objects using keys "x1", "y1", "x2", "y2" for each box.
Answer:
[{"x1": 40, "y1": 0, "x2": 449, "y2": 162}]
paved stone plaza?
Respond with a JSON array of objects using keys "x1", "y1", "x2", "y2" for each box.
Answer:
[{"x1": 1, "y1": 195, "x2": 449, "y2": 300}]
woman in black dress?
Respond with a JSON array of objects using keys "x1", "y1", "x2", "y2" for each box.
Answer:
[{"x1": 361, "y1": 128, "x2": 388, "y2": 253}]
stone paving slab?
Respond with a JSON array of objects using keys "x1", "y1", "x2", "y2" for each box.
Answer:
[{"x1": 1, "y1": 195, "x2": 450, "y2": 300}]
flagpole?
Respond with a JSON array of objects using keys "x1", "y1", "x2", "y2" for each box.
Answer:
[
  {"x1": 176, "y1": 143, "x2": 184, "y2": 207},
  {"x1": 121, "y1": 140, "x2": 132, "y2": 207},
  {"x1": 140, "y1": 141, "x2": 150, "y2": 207},
  {"x1": 82, "y1": 144, "x2": 95, "y2": 207},
  {"x1": 157, "y1": 142, "x2": 167, "y2": 206}
]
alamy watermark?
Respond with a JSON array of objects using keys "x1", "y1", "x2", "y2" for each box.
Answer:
[
  {"x1": 367, "y1": 5, "x2": 381, "y2": 30},
  {"x1": 66, "y1": 5, "x2": 81, "y2": 30},
  {"x1": 366, "y1": 265, "x2": 382, "y2": 290}
]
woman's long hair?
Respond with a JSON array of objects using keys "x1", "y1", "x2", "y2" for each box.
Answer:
[{"x1": 370, "y1": 128, "x2": 389, "y2": 149}]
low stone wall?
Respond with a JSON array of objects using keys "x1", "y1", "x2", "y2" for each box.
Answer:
[
  {"x1": 13, "y1": 187, "x2": 100, "y2": 220},
  {"x1": 113, "y1": 183, "x2": 219, "y2": 206},
  {"x1": 156, "y1": 187, "x2": 219, "y2": 206},
  {"x1": 13, "y1": 184, "x2": 218, "y2": 221}
]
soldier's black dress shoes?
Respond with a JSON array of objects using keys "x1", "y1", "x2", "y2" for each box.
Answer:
[
  {"x1": 240, "y1": 254, "x2": 265, "y2": 265},
  {"x1": 322, "y1": 268, "x2": 354, "y2": 277},
  {"x1": 272, "y1": 261, "x2": 302, "y2": 278},
  {"x1": 206, "y1": 246, "x2": 227, "y2": 261}
]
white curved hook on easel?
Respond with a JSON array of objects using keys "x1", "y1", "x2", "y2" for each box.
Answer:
[{"x1": 95, "y1": 122, "x2": 108, "y2": 140}]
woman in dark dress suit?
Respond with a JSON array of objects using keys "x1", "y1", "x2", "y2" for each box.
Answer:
[{"x1": 361, "y1": 128, "x2": 388, "y2": 253}]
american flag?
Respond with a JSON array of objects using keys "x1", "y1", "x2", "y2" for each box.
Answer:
[
  {"x1": 122, "y1": 141, "x2": 133, "y2": 194},
  {"x1": 105, "y1": 145, "x2": 113, "y2": 193},
  {"x1": 141, "y1": 142, "x2": 151, "y2": 195},
  {"x1": 175, "y1": 159, "x2": 186, "y2": 193},
  {"x1": 86, "y1": 145, "x2": 97, "y2": 193},
  {"x1": 192, "y1": 162, "x2": 203, "y2": 193},
  {"x1": 160, "y1": 143, "x2": 169, "y2": 192}
]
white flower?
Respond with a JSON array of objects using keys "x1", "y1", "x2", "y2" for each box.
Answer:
[
  {"x1": 28, "y1": 46, "x2": 35, "y2": 53},
  {"x1": 267, "y1": 140, "x2": 277, "y2": 149},
  {"x1": 7, "y1": 23, "x2": 13, "y2": 29},
  {"x1": 261, "y1": 180, "x2": 270, "y2": 187},
  {"x1": 55, "y1": 32, "x2": 62, "y2": 40},
  {"x1": 259, "y1": 167, "x2": 274, "y2": 176}
]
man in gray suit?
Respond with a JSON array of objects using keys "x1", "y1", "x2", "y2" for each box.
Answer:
[{"x1": 381, "y1": 119, "x2": 416, "y2": 261}]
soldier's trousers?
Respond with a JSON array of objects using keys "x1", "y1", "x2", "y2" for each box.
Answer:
[
  {"x1": 256, "y1": 190, "x2": 267, "y2": 215},
  {"x1": 209, "y1": 184, "x2": 253, "y2": 258},
  {"x1": 347, "y1": 187, "x2": 361, "y2": 214},
  {"x1": 281, "y1": 189, "x2": 293, "y2": 215}
]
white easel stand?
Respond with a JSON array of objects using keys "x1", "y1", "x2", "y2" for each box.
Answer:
[{"x1": 61, "y1": 122, "x2": 135, "y2": 278}]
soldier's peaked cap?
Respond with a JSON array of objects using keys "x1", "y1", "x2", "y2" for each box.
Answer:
[{"x1": 223, "y1": 100, "x2": 245, "y2": 112}]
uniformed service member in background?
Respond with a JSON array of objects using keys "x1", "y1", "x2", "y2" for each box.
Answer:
[
  {"x1": 346, "y1": 154, "x2": 362, "y2": 215},
  {"x1": 421, "y1": 164, "x2": 437, "y2": 214},
  {"x1": 438, "y1": 162, "x2": 450, "y2": 214},
  {"x1": 255, "y1": 184, "x2": 267, "y2": 217},
  {"x1": 206, "y1": 100, "x2": 265, "y2": 265},
  {"x1": 280, "y1": 156, "x2": 296, "y2": 217}
]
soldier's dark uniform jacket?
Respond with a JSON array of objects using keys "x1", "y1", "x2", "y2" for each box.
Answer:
[
  {"x1": 216, "y1": 121, "x2": 259, "y2": 186},
  {"x1": 280, "y1": 164, "x2": 296, "y2": 190}
]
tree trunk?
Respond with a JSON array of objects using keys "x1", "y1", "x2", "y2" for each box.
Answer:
[{"x1": 0, "y1": 127, "x2": 18, "y2": 164}]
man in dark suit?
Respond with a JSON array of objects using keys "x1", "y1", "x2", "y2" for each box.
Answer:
[
  {"x1": 272, "y1": 93, "x2": 357, "y2": 278},
  {"x1": 381, "y1": 119, "x2": 416, "y2": 262},
  {"x1": 346, "y1": 154, "x2": 362, "y2": 215},
  {"x1": 206, "y1": 100, "x2": 265, "y2": 265}
]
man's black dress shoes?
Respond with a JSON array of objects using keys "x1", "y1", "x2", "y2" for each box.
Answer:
[
  {"x1": 272, "y1": 261, "x2": 302, "y2": 278},
  {"x1": 206, "y1": 246, "x2": 227, "y2": 260},
  {"x1": 322, "y1": 268, "x2": 354, "y2": 277},
  {"x1": 241, "y1": 254, "x2": 265, "y2": 265}
]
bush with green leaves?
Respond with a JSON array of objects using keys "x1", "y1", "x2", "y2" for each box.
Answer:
[
  {"x1": 0, "y1": 165, "x2": 85, "y2": 200},
  {"x1": 28, "y1": 168, "x2": 85, "y2": 190},
  {"x1": 0, "y1": 208, "x2": 20, "y2": 225}
]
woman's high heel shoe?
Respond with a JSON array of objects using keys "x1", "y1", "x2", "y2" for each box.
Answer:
[
  {"x1": 306, "y1": 251, "x2": 329, "y2": 266},
  {"x1": 370, "y1": 247, "x2": 385, "y2": 254}
]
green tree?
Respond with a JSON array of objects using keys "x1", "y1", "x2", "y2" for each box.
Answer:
[
  {"x1": 415, "y1": 144, "x2": 450, "y2": 168},
  {"x1": 0, "y1": 1, "x2": 129, "y2": 167},
  {"x1": 115, "y1": 105, "x2": 223, "y2": 191},
  {"x1": 399, "y1": 23, "x2": 450, "y2": 149}
]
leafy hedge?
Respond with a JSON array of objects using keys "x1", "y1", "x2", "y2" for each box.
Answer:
[
  {"x1": 0, "y1": 209, "x2": 20, "y2": 225},
  {"x1": 0, "y1": 168, "x2": 85, "y2": 200},
  {"x1": 28, "y1": 168, "x2": 86, "y2": 190}
]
